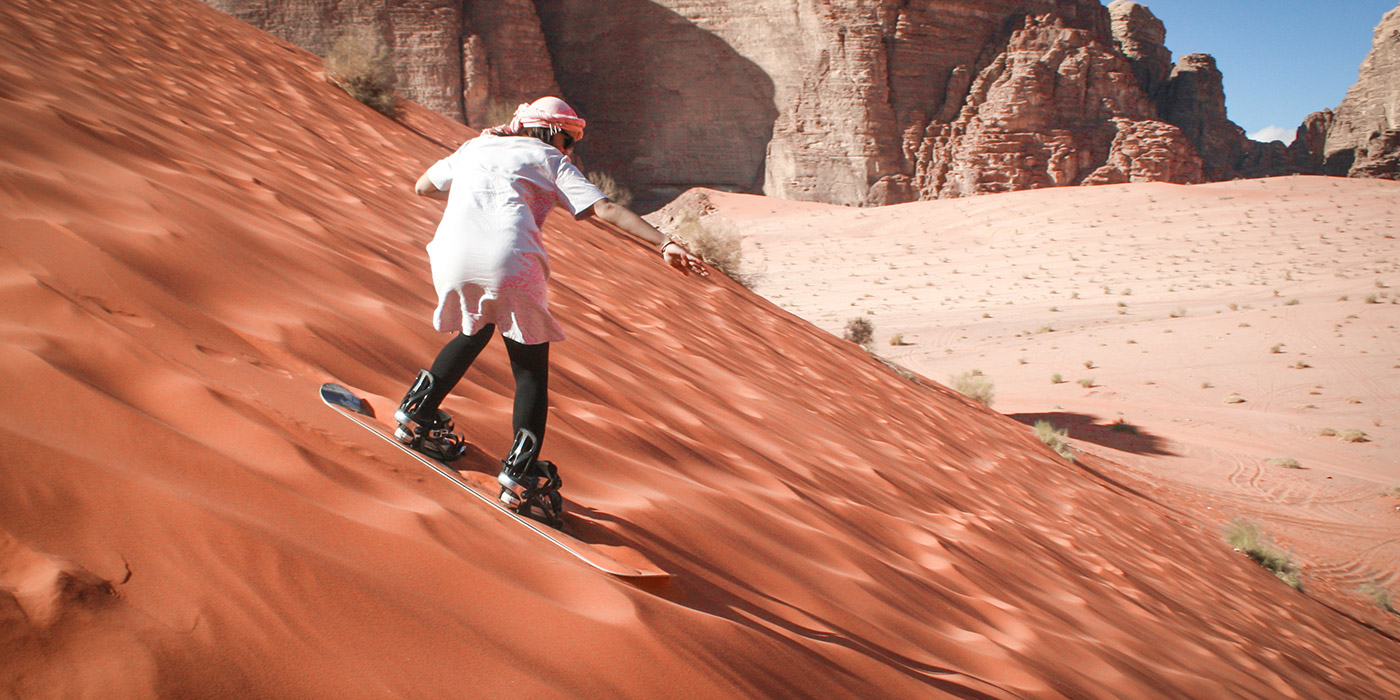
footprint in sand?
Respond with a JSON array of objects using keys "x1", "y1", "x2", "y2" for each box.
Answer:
[
  {"x1": 194, "y1": 343, "x2": 293, "y2": 378},
  {"x1": 80, "y1": 294, "x2": 154, "y2": 328}
]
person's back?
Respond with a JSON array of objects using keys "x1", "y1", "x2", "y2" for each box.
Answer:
[{"x1": 425, "y1": 133, "x2": 603, "y2": 339}]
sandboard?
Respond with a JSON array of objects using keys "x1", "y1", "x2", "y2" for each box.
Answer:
[{"x1": 319, "y1": 382, "x2": 668, "y2": 582}]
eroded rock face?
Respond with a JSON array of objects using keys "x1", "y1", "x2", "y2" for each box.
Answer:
[
  {"x1": 1108, "y1": 0, "x2": 1171, "y2": 99},
  {"x1": 205, "y1": 0, "x2": 1357, "y2": 206},
  {"x1": 1155, "y1": 52, "x2": 1307, "y2": 180},
  {"x1": 203, "y1": 0, "x2": 470, "y2": 120},
  {"x1": 1155, "y1": 53, "x2": 1244, "y2": 180},
  {"x1": 533, "y1": 0, "x2": 1129, "y2": 209},
  {"x1": 201, "y1": 1, "x2": 558, "y2": 126},
  {"x1": 460, "y1": 2, "x2": 560, "y2": 128},
  {"x1": 912, "y1": 14, "x2": 1198, "y2": 198},
  {"x1": 1326, "y1": 5, "x2": 1400, "y2": 179},
  {"x1": 532, "y1": 0, "x2": 784, "y2": 212},
  {"x1": 1084, "y1": 118, "x2": 1203, "y2": 185}
]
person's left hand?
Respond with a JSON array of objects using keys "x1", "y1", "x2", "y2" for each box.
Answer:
[{"x1": 663, "y1": 244, "x2": 709, "y2": 277}]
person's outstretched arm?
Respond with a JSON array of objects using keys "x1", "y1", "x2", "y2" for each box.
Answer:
[
  {"x1": 414, "y1": 170, "x2": 449, "y2": 201},
  {"x1": 586, "y1": 199, "x2": 709, "y2": 277}
]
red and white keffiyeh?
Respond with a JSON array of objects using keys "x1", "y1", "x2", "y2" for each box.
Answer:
[{"x1": 485, "y1": 96, "x2": 586, "y2": 142}]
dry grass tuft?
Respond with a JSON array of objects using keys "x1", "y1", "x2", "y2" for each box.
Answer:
[
  {"x1": 324, "y1": 27, "x2": 401, "y2": 118},
  {"x1": 1360, "y1": 582, "x2": 1395, "y2": 613},
  {"x1": 1225, "y1": 518, "x2": 1302, "y2": 589},
  {"x1": 950, "y1": 370, "x2": 995, "y2": 407},
  {"x1": 588, "y1": 171, "x2": 634, "y2": 208},
  {"x1": 843, "y1": 316, "x2": 875, "y2": 349},
  {"x1": 1034, "y1": 421, "x2": 1074, "y2": 461},
  {"x1": 672, "y1": 212, "x2": 756, "y2": 287}
]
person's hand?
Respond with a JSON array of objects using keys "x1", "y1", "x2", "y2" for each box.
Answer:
[{"x1": 662, "y1": 242, "x2": 709, "y2": 277}]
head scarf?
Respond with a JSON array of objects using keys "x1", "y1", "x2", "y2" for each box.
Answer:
[{"x1": 485, "y1": 96, "x2": 586, "y2": 142}]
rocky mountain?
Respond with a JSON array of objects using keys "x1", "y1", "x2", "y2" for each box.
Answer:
[
  {"x1": 912, "y1": 12, "x2": 1201, "y2": 199},
  {"x1": 1317, "y1": 4, "x2": 1400, "y2": 179},
  {"x1": 199, "y1": 0, "x2": 1392, "y2": 207}
]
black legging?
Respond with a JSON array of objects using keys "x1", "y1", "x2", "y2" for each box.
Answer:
[{"x1": 421, "y1": 324, "x2": 550, "y2": 446}]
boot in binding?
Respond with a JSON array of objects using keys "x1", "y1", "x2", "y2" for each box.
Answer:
[
  {"x1": 497, "y1": 428, "x2": 563, "y2": 528},
  {"x1": 394, "y1": 369, "x2": 467, "y2": 462}
]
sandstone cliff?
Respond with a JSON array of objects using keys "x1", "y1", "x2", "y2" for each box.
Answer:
[
  {"x1": 203, "y1": 0, "x2": 1364, "y2": 208},
  {"x1": 1321, "y1": 4, "x2": 1400, "y2": 179},
  {"x1": 202, "y1": 0, "x2": 558, "y2": 126},
  {"x1": 203, "y1": 0, "x2": 470, "y2": 121},
  {"x1": 1107, "y1": 0, "x2": 1171, "y2": 100},
  {"x1": 913, "y1": 13, "x2": 1201, "y2": 198},
  {"x1": 1155, "y1": 53, "x2": 1244, "y2": 181}
]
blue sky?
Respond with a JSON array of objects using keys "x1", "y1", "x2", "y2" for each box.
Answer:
[{"x1": 1131, "y1": 0, "x2": 1396, "y2": 143}]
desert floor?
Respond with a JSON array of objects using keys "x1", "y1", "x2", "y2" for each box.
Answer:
[{"x1": 698, "y1": 176, "x2": 1400, "y2": 615}]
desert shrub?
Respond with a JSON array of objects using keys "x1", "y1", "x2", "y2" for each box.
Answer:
[
  {"x1": 1337, "y1": 429, "x2": 1368, "y2": 443},
  {"x1": 324, "y1": 27, "x2": 401, "y2": 118},
  {"x1": 588, "y1": 171, "x2": 634, "y2": 208},
  {"x1": 950, "y1": 370, "x2": 994, "y2": 407},
  {"x1": 672, "y1": 212, "x2": 756, "y2": 287},
  {"x1": 1225, "y1": 518, "x2": 1301, "y2": 589},
  {"x1": 1268, "y1": 457, "x2": 1302, "y2": 469},
  {"x1": 1110, "y1": 419, "x2": 1139, "y2": 434},
  {"x1": 1224, "y1": 395, "x2": 1246, "y2": 404},
  {"x1": 1360, "y1": 582, "x2": 1395, "y2": 613},
  {"x1": 1077, "y1": 378, "x2": 1096, "y2": 388},
  {"x1": 1051, "y1": 373, "x2": 1064, "y2": 384},
  {"x1": 843, "y1": 316, "x2": 875, "y2": 348},
  {"x1": 888, "y1": 333, "x2": 907, "y2": 346},
  {"x1": 1034, "y1": 421, "x2": 1074, "y2": 461}
]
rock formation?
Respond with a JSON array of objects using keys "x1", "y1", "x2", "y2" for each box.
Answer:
[
  {"x1": 1289, "y1": 109, "x2": 1337, "y2": 174},
  {"x1": 531, "y1": 0, "x2": 783, "y2": 211},
  {"x1": 203, "y1": 0, "x2": 1396, "y2": 207},
  {"x1": 202, "y1": 0, "x2": 469, "y2": 121},
  {"x1": 912, "y1": 13, "x2": 1200, "y2": 198},
  {"x1": 1108, "y1": 0, "x2": 1171, "y2": 99},
  {"x1": 1155, "y1": 53, "x2": 1244, "y2": 180},
  {"x1": 1083, "y1": 118, "x2": 1203, "y2": 185},
  {"x1": 201, "y1": 1, "x2": 557, "y2": 126},
  {"x1": 1320, "y1": 4, "x2": 1400, "y2": 179},
  {"x1": 458, "y1": 1, "x2": 561, "y2": 128}
]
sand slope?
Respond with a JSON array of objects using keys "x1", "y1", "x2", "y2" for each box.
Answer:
[
  {"x1": 717, "y1": 174, "x2": 1400, "y2": 632},
  {"x1": 1, "y1": 0, "x2": 1398, "y2": 696}
]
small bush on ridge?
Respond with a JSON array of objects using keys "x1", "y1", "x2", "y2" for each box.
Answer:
[
  {"x1": 588, "y1": 171, "x2": 634, "y2": 208},
  {"x1": 673, "y1": 212, "x2": 756, "y2": 287},
  {"x1": 950, "y1": 370, "x2": 995, "y2": 407},
  {"x1": 843, "y1": 316, "x2": 875, "y2": 349},
  {"x1": 324, "y1": 27, "x2": 401, "y2": 118},
  {"x1": 1034, "y1": 421, "x2": 1074, "y2": 461},
  {"x1": 1225, "y1": 518, "x2": 1302, "y2": 589}
]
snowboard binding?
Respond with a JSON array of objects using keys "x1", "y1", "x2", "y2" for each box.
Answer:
[
  {"x1": 394, "y1": 369, "x2": 467, "y2": 463},
  {"x1": 497, "y1": 428, "x2": 563, "y2": 528}
]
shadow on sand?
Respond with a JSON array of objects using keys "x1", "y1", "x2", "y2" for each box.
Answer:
[{"x1": 1009, "y1": 411, "x2": 1176, "y2": 457}]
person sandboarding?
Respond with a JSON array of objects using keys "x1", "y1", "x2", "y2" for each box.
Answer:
[{"x1": 392, "y1": 96, "x2": 707, "y2": 527}]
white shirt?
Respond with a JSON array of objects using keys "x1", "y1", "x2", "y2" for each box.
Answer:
[{"x1": 423, "y1": 134, "x2": 606, "y2": 344}]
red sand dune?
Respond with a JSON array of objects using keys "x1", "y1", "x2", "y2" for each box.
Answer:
[{"x1": 1, "y1": 0, "x2": 1397, "y2": 696}]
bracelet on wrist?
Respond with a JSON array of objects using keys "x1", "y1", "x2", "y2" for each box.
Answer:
[{"x1": 659, "y1": 239, "x2": 678, "y2": 253}]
